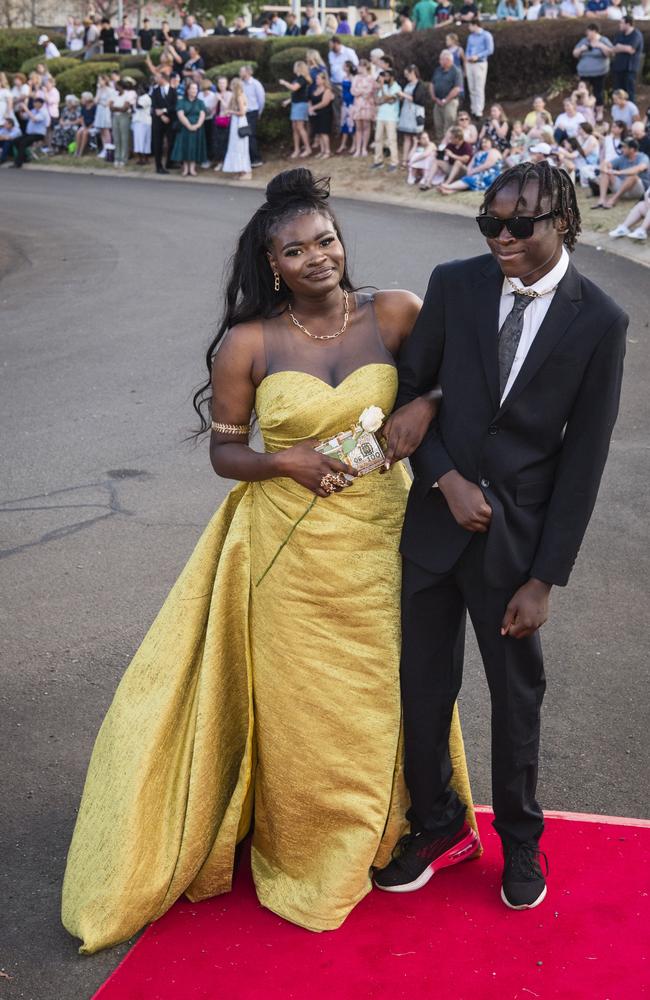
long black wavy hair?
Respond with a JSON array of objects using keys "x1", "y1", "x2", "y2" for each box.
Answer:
[{"x1": 192, "y1": 168, "x2": 356, "y2": 435}]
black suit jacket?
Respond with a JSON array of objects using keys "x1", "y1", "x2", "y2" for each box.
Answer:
[
  {"x1": 151, "y1": 85, "x2": 177, "y2": 122},
  {"x1": 397, "y1": 253, "x2": 627, "y2": 589}
]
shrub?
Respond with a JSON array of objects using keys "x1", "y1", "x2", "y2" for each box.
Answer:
[
  {"x1": 257, "y1": 91, "x2": 292, "y2": 149},
  {"x1": 20, "y1": 54, "x2": 80, "y2": 76},
  {"x1": 268, "y1": 45, "x2": 311, "y2": 83},
  {"x1": 0, "y1": 28, "x2": 66, "y2": 73},
  {"x1": 258, "y1": 34, "x2": 373, "y2": 82},
  {"x1": 120, "y1": 67, "x2": 145, "y2": 85},
  {"x1": 55, "y1": 61, "x2": 120, "y2": 96},
  {"x1": 206, "y1": 59, "x2": 257, "y2": 82},
  {"x1": 119, "y1": 53, "x2": 152, "y2": 73},
  {"x1": 194, "y1": 35, "x2": 265, "y2": 69}
]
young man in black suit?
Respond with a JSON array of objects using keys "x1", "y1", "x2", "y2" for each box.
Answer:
[
  {"x1": 375, "y1": 163, "x2": 627, "y2": 909},
  {"x1": 151, "y1": 73, "x2": 178, "y2": 174}
]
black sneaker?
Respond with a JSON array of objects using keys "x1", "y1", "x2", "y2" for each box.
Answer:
[
  {"x1": 501, "y1": 841, "x2": 548, "y2": 910},
  {"x1": 374, "y1": 822, "x2": 480, "y2": 893}
]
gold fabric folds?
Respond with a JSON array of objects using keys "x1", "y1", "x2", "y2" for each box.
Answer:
[{"x1": 62, "y1": 364, "x2": 475, "y2": 953}]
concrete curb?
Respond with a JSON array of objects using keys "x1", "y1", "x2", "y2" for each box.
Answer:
[{"x1": 17, "y1": 161, "x2": 650, "y2": 269}]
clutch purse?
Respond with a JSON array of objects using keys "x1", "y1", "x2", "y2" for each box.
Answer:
[{"x1": 314, "y1": 406, "x2": 387, "y2": 477}]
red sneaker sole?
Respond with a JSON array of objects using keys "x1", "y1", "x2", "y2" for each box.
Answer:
[{"x1": 374, "y1": 828, "x2": 481, "y2": 894}]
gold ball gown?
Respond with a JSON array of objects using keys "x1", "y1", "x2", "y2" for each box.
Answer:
[{"x1": 62, "y1": 299, "x2": 475, "y2": 954}]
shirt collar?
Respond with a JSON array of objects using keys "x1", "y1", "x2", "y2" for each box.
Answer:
[{"x1": 501, "y1": 246, "x2": 570, "y2": 298}]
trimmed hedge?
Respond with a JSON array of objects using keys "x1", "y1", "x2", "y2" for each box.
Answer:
[
  {"x1": 0, "y1": 28, "x2": 66, "y2": 73},
  {"x1": 195, "y1": 33, "x2": 373, "y2": 83},
  {"x1": 195, "y1": 35, "x2": 265, "y2": 69},
  {"x1": 257, "y1": 91, "x2": 292, "y2": 148},
  {"x1": 380, "y1": 20, "x2": 650, "y2": 100},
  {"x1": 121, "y1": 67, "x2": 145, "y2": 85},
  {"x1": 55, "y1": 61, "x2": 120, "y2": 96},
  {"x1": 20, "y1": 54, "x2": 80, "y2": 76},
  {"x1": 268, "y1": 45, "x2": 314, "y2": 81},
  {"x1": 206, "y1": 59, "x2": 257, "y2": 82}
]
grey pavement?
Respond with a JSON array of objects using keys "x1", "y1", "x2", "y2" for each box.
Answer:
[{"x1": 0, "y1": 172, "x2": 648, "y2": 1000}]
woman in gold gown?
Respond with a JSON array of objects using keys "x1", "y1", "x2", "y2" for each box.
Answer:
[{"x1": 62, "y1": 169, "x2": 476, "y2": 954}]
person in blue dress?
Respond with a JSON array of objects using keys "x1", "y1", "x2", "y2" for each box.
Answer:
[
  {"x1": 337, "y1": 60, "x2": 357, "y2": 154},
  {"x1": 439, "y1": 134, "x2": 503, "y2": 193}
]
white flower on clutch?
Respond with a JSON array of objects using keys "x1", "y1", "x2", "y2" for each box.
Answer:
[{"x1": 359, "y1": 406, "x2": 385, "y2": 433}]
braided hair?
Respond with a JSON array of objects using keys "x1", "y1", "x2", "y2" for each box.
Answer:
[
  {"x1": 192, "y1": 169, "x2": 355, "y2": 435},
  {"x1": 479, "y1": 161, "x2": 582, "y2": 253}
]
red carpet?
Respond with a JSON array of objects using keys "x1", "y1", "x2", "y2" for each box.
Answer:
[{"x1": 94, "y1": 810, "x2": 649, "y2": 1000}]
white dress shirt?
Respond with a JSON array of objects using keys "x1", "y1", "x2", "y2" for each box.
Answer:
[
  {"x1": 328, "y1": 46, "x2": 360, "y2": 83},
  {"x1": 498, "y1": 247, "x2": 570, "y2": 403}
]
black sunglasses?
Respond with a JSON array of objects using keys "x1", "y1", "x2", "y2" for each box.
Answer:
[{"x1": 476, "y1": 211, "x2": 557, "y2": 240}]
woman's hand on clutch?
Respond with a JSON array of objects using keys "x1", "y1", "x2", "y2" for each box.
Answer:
[
  {"x1": 382, "y1": 395, "x2": 440, "y2": 471},
  {"x1": 274, "y1": 440, "x2": 357, "y2": 497}
]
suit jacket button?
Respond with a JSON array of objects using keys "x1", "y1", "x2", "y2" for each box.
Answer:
[
  {"x1": 488, "y1": 425, "x2": 498, "y2": 435},
  {"x1": 480, "y1": 477, "x2": 490, "y2": 489}
]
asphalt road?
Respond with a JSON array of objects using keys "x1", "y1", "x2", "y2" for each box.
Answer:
[{"x1": 1, "y1": 171, "x2": 648, "y2": 1000}]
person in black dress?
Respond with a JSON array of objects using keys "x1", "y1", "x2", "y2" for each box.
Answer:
[{"x1": 309, "y1": 71, "x2": 335, "y2": 159}]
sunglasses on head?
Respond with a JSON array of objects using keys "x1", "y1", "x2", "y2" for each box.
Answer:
[{"x1": 475, "y1": 211, "x2": 557, "y2": 240}]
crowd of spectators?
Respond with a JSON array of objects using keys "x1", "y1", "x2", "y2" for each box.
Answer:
[{"x1": 0, "y1": 8, "x2": 648, "y2": 241}]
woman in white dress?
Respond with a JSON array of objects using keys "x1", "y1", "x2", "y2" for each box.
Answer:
[
  {"x1": 93, "y1": 74, "x2": 115, "y2": 157},
  {"x1": 222, "y1": 77, "x2": 251, "y2": 180},
  {"x1": 132, "y1": 93, "x2": 152, "y2": 165}
]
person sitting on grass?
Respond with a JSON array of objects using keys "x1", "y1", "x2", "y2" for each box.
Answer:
[
  {"x1": 421, "y1": 125, "x2": 473, "y2": 189},
  {"x1": 438, "y1": 133, "x2": 502, "y2": 193},
  {"x1": 0, "y1": 115, "x2": 21, "y2": 164},
  {"x1": 609, "y1": 88, "x2": 641, "y2": 129},
  {"x1": 609, "y1": 184, "x2": 650, "y2": 240},
  {"x1": 52, "y1": 94, "x2": 82, "y2": 153},
  {"x1": 406, "y1": 130, "x2": 436, "y2": 185},
  {"x1": 593, "y1": 136, "x2": 650, "y2": 208},
  {"x1": 523, "y1": 95, "x2": 553, "y2": 138},
  {"x1": 504, "y1": 119, "x2": 527, "y2": 165},
  {"x1": 74, "y1": 92, "x2": 97, "y2": 157}
]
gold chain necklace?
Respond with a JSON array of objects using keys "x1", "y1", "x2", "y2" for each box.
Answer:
[
  {"x1": 506, "y1": 276, "x2": 559, "y2": 299},
  {"x1": 288, "y1": 289, "x2": 350, "y2": 341}
]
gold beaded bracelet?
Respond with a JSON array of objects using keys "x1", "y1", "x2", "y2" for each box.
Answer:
[{"x1": 211, "y1": 421, "x2": 250, "y2": 436}]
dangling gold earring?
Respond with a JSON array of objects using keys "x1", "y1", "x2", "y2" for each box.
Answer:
[{"x1": 273, "y1": 272, "x2": 280, "y2": 293}]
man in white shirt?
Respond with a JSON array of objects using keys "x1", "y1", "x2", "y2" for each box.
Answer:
[
  {"x1": 378, "y1": 162, "x2": 627, "y2": 918},
  {"x1": 38, "y1": 34, "x2": 61, "y2": 59},
  {"x1": 268, "y1": 12, "x2": 288, "y2": 35},
  {"x1": 239, "y1": 65, "x2": 265, "y2": 166},
  {"x1": 328, "y1": 37, "x2": 359, "y2": 84},
  {"x1": 553, "y1": 98, "x2": 586, "y2": 142},
  {"x1": 180, "y1": 15, "x2": 204, "y2": 39}
]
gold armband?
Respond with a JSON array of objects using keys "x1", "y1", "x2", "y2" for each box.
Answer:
[{"x1": 211, "y1": 421, "x2": 250, "y2": 436}]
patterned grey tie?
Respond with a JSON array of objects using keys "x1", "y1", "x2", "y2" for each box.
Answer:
[{"x1": 497, "y1": 292, "x2": 536, "y2": 398}]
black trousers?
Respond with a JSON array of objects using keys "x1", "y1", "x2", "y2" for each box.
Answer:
[
  {"x1": 611, "y1": 69, "x2": 637, "y2": 103},
  {"x1": 246, "y1": 109, "x2": 260, "y2": 164},
  {"x1": 14, "y1": 133, "x2": 43, "y2": 167},
  {"x1": 152, "y1": 119, "x2": 174, "y2": 170},
  {"x1": 400, "y1": 534, "x2": 546, "y2": 847},
  {"x1": 580, "y1": 73, "x2": 606, "y2": 108}
]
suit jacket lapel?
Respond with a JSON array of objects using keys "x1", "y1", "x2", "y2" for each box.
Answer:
[
  {"x1": 496, "y1": 261, "x2": 582, "y2": 419},
  {"x1": 476, "y1": 256, "x2": 503, "y2": 412}
]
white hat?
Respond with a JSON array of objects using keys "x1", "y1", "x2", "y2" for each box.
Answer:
[
  {"x1": 38, "y1": 34, "x2": 49, "y2": 44},
  {"x1": 530, "y1": 142, "x2": 552, "y2": 155},
  {"x1": 65, "y1": 93, "x2": 79, "y2": 104},
  {"x1": 81, "y1": 91, "x2": 93, "y2": 101}
]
